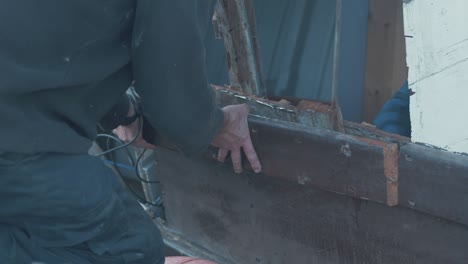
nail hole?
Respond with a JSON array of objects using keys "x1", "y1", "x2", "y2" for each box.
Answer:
[{"x1": 404, "y1": 154, "x2": 413, "y2": 162}]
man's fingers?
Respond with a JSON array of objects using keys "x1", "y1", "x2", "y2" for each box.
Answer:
[
  {"x1": 230, "y1": 148, "x2": 242, "y2": 173},
  {"x1": 218, "y1": 148, "x2": 229, "y2": 162},
  {"x1": 242, "y1": 139, "x2": 262, "y2": 173}
]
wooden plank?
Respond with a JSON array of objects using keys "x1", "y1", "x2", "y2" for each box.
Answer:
[
  {"x1": 399, "y1": 143, "x2": 468, "y2": 226},
  {"x1": 213, "y1": 85, "x2": 336, "y2": 130},
  {"x1": 148, "y1": 85, "x2": 409, "y2": 206},
  {"x1": 201, "y1": 115, "x2": 398, "y2": 206},
  {"x1": 157, "y1": 221, "x2": 235, "y2": 264},
  {"x1": 214, "y1": 0, "x2": 266, "y2": 96},
  {"x1": 363, "y1": 0, "x2": 408, "y2": 122},
  {"x1": 155, "y1": 147, "x2": 468, "y2": 264},
  {"x1": 245, "y1": 115, "x2": 397, "y2": 205}
]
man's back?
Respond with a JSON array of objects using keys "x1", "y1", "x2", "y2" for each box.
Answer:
[
  {"x1": 0, "y1": 2, "x2": 261, "y2": 262},
  {"x1": 0, "y1": 0, "x2": 135, "y2": 154}
]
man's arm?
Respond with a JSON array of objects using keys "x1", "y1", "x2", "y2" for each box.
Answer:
[
  {"x1": 130, "y1": 0, "x2": 261, "y2": 172},
  {"x1": 132, "y1": 0, "x2": 222, "y2": 155}
]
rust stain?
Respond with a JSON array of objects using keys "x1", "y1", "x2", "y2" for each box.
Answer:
[{"x1": 353, "y1": 136, "x2": 400, "y2": 206}]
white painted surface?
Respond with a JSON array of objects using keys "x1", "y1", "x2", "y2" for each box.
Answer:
[{"x1": 404, "y1": 0, "x2": 468, "y2": 154}]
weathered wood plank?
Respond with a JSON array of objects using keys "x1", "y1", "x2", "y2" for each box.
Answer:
[
  {"x1": 247, "y1": 115, "x2": 397, "y2": 205},
  {"x1": 157, "y1": 221, "x2": 235, "y2": 264},
  {"x1": 214, "y1": 0, "x2": 266, "y2": 96},
  {"x1": 202, "y1": 115, "x2": 398, "y2": 206},
  {"x1": 155, "y1": 147, "x2": 468, "y2": 264},
  {"x1": 213, "y1": 85, "x2": 343, "y2": 131},
  {"x1": 399, "y1": 143, "x2": 468, "y2": 226}
]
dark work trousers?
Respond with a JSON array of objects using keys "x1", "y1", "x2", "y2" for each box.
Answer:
[{"x1": 0, "y1": 152, "x2": 164, "y2": 264}]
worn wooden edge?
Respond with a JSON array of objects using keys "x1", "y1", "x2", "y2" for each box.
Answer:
[
  {"x1": 213, "y1": 84, "x2": 343, "y2": 131},
  {"x1": 155, "y1": 220, "x2": 235, "y2": 264},
  {"x1": 399, "y1": 143, "x2": 468, "y2": 226}
]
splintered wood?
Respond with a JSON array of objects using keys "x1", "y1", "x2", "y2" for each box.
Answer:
[{"x1": 212, "y1": 85, "x2": 338, "y2": 131}]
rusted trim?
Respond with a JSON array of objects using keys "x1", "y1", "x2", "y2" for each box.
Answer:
[{"x1": 353, "y1": 137, "x2": 399, "y2": 206}]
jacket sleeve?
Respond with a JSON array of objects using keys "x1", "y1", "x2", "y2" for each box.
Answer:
[{"x1": 131, "y1": 0, "x2": 223, "y2": 155}]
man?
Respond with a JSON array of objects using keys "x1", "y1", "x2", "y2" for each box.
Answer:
[{"x1": 0, "y1": 1, "x2": 261, "y2": 263}]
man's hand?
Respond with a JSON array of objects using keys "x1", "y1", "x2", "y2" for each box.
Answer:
[
  {"x1": 113, "y1": 120, "x2": 156, "y2": 150},
  {"x1": 113, "y1": 104, "x2": 156, "y2": 150},
  {"x1": 211, "y1": 104, "x2": 262, "y2": 173}
]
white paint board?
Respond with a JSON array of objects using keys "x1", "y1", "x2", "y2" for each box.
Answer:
[{"x1": 404, "y1": 0, "x2": 468, "y2": 154}]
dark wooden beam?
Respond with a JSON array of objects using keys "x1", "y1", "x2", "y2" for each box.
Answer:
[
  {"x1": 155, "y1": 147, "x2": 468, "y2": 264},
  {"x1": 150, "y1": 93, "x2": 468, "y2": 262},
  {"x1": 243, "y1": 115, "x2": 398, "y2": 206},
  {"x1": 150, "y1": 84, "x2": 467, "y2": 223}
]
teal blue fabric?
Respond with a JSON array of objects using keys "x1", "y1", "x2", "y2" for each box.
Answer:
[{"x1": 374, "y1": 82, "x2": 411, "y2": 137}]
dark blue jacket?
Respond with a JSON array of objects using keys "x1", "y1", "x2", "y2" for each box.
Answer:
[{"x1": 0, "y1": 0, "x2": 223, "y2": 155}]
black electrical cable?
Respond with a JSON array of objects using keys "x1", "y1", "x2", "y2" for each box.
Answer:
[
  {"x1": 95, "y1": 116, "x2": 142, "y2": 157},
  {"x1": 112, "y1": 153, "x2": 161, "y2": 207},
  {"x1": 105, "y1": 136, "x2": 160, "y2": 206},
  {"x1": 96, "y1": 115, "x2": 161, "y2": 206}
]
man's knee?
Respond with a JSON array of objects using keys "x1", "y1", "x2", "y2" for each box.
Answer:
[
  {"x1": 102, "y1": 222, "x2": 165, "y2": 263},
  {"x1": 141, "y1": 225, "x2": 165, "y2": 264},
  {"x1": 85, "y1": 187, "x2": 165, "y2": 263}
]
